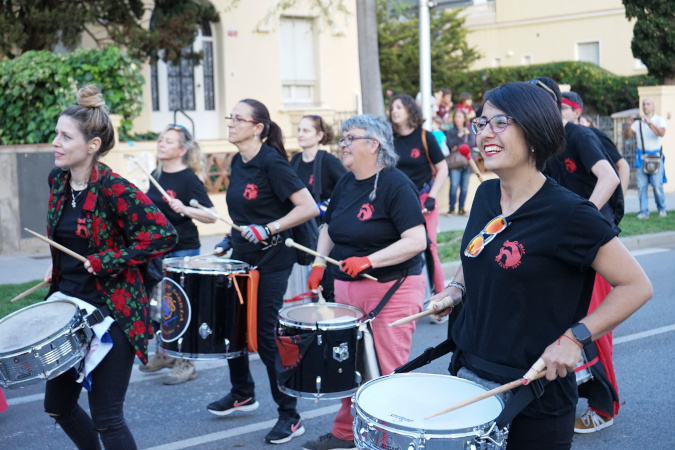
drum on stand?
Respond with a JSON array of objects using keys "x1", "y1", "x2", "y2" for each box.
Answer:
[
  {"x1": 0, "y1": 300, "x2": 92, "y2": 389},
  {"x1": 353, "y1": 373, "x2": 506, "y2": 450},
  {"x1": 276, "y1": 302, "x2": 365, "y2": 400},
  {"x1": 159, "y1": 258, "x2": 250, "y2": 360}
]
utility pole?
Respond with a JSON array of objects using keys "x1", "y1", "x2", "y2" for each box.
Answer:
[{"x1": 419, "y1": 0, "x2": 432, "y2": 130}]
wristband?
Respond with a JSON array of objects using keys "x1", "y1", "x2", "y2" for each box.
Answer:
[
  {"x1": 446, "y1": 281, "x2": 466, "y2": 297},
  {"x1": 312, "y1": 262, "x2": 327, "y2": 268},
  {"x1": 558, "y1": 334, "x2": 583, "y2": 350}
]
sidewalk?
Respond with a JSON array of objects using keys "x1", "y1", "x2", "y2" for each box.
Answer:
[{"x1": 2, "y1": 189, "x2": 675, "y2": 285}]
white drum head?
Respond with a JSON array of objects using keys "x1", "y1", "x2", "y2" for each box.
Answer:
[
  {"x1": 0, "y1": 301, "x2": 78, "y2": 352},
  {"x1": 279, "y1": 303, "x2": 364, "y2": 328},
  {"x1": 355, "y1": 373, "x2": 503, "y2": 432},
  {"x1": 164, "y1": 257, "x2": 249, "y2": 275}
]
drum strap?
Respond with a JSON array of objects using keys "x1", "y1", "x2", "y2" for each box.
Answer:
[
  {"x1": 495, "y1": 379, "x2": 549, "y2": 428},
  {"x1": 366, "y1": 270, "x2": 408, "y2": 321},
  {"x1": 228, "y1": 274, "x2": 245, "y2": 305},
  {"x1": 85, "y1": 304, "x2": 112, "y2": 328}
]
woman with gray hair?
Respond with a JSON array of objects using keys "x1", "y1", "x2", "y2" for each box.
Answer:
[{"x1": 303, "y1": 115, "x2": 427, "y2": 450}]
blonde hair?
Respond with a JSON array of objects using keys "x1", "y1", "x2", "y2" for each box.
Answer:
[
  {"x1": 59, "y1": 85, "x2": 115, "y2": 159},
  {"x1": 155, "y1": 126, "x2": 207, "y2": 182}
]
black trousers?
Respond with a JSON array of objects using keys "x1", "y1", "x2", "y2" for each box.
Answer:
[
  {"x1": 44, "y1": 321, "x2": 137, "y2": 450},
  {"x1": 226, "y1": 265, "x2": 299, "y2": 419},
  {"x1": 506, "y1": 409, "x2": 575, "y2": 450}
]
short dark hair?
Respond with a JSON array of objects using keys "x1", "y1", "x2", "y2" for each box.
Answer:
[
  {"x1": 389, "y1": 94, "x2": 424, "y2": 134},
  {"x1": 529, "y1": 77, "x2": 562, "y2": 111},
  {"x1": 562, "y1": 91, "x2": 584, "y2": 110},
  {"x1": 457, "y1": 92, "x2": 472, "y2": 104},
  {"x1": 483, "y1": 82, "x2": 565, "y2": 171},
  {"x1": 440, "y1": 88, "x2": 452, "y2": 97}
]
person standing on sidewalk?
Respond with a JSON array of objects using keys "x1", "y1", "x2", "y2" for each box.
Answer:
[
  {"x1": 138, "y1": 124, "x2": 217, "y2": 385},
  {"x1": 624, "y1": 97, "x2": 667, "y2": 219},
  {"x1": 445, "y1": 109, "x2": 476, "y2": 217},
  {"x1": 207, "y1": 99, "x2": 318, "y2": 445},
  {"x1": 388, "y1": 94, "x2": 448, "y2": 297}
]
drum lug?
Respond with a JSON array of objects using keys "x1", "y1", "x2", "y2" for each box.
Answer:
[
  {"x1": 180, "y1": 273, "x2": 185, "y2": 287},
  {"x1": 354, "y1": 371, "x2": 362, "y2": 385},
  {"x1": 177, "y1": 337, "x2": 183, "y2": 353},
  {"x1": 224, "y1": 338, "x2": 230, "y2": 353},
  {"x1": 316, "y1": 376, "x2": 321, "y2": 393},
  {"x1": 199, "y1": 323, "x2": 213, "y2": 339},
  {"x1": 333, "y1": 342, "x2": 349, "y2": 362},
  {"x1": 317, "y1": 335, "x2": 322, "y2": 346}
]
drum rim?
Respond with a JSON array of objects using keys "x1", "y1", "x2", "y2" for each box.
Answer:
[
  {"x1": 353, "y1": 373, "x2": 504, "y2": 436},
  {"x1": 163, "y1": 257, "x2": 251, "y2": 275},
  {"x1": 278, "y1": 302, "x2": 365, "y2": 330},
  {"x1": 0, "y1": 300, "x2": 83, "y2": 354}
]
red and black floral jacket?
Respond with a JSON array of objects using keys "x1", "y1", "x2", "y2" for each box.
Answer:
[{"x1": 47, "y1": 162, "x2": 178, "y2": 364}]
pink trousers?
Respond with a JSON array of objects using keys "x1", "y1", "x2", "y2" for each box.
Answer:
[
  {"x1": 330, "y1": 274, "x2": 425, "y2": 440},
  {"x1": 420, "y1": 193, "x2": 445, "y2": 294}
]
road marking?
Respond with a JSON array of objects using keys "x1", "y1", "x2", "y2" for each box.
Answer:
[
  {"x1": 614, "y1": 323, "x2": 675, "y2": 345},
  {"x1": 143, "y1": 404, "x2": 341, "y2": 450},
  {"x1": 630, "y1": 247, "x2": 671, "y2": 257}
]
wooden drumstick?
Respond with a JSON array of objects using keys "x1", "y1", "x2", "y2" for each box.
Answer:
[
  {"x1": 388, "y1": 307, "x2": 437, "y2": 327},
  {"x1": 10, "y1": 280, "x2": 50, "y2": 303},
  {"x1": 129, "y1": 157, "x2": 184, "y2": 216},
  {"x1": 24, "y1": 228, "x2": 87, "y2": 263},
  {"x1": 189, "y1": 200, "x2": 268, "y2": 246},
  {"x1": 425, "y1": 359, "x2": 547, "y2": 419},
  {"x1": 284, "y1": 238, "x2": 378, "y2": 282}
]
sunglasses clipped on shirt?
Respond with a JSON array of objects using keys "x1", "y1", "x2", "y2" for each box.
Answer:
[{"x1": 464, "y1": 214, "x2": 509, "y2": 257}]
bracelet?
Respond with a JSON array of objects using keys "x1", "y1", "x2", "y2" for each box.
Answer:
[
  {"x1": 558, "y1": 334, "x2": 583, "y2": 350},
  {"x1": 446, "y1": 281, "x2": 466, "y2": 297},
  {"x1": 312, "y1": 262, "x2": 327, "y2": 269}
]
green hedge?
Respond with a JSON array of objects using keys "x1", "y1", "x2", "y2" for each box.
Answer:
[
  {"x1": 449, "y1": 61, "x2": 659, "y2": 115},
  {"x1": 0, "y1": 46, "x2": 144, "y2": 145}
]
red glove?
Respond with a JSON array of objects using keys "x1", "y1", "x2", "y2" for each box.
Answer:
[
  {"x1": 307, "y1": 263, "x2": 326, "y2": 290},
  {"x1": 340, "y1": 256, "x2": 372, "y2": 278}
]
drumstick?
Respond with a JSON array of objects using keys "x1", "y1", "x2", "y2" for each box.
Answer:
[
  {"x1": 284, "y1": 238, "x2": 378, "y2": 282},
  {"x1": 189, "y1": 200, "x2": 268, "y2": 246},
  {"x1": 425, "y1": 359, "x2": 548, "y2": 419},
  {"x1": 388, "y1": 306, "x2": 439, "y2": 327},
  {"x1": 24, "y1": 228, "x2": 87, "y2": 263},
  {"x1": 10, "y1": 280, "x2": 50, "y2": 303},
  {"x1": 129, "y1": 157, "x2": 184, "y2": 216}
]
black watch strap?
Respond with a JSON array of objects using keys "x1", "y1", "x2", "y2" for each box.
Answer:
[{"x1": 571, "y1": 322, "x2": 592, "y2": 347}]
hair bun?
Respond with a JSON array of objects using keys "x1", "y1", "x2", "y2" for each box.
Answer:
[{"x1": 77, "y1": 85, "x2": 107, "y2": 110}]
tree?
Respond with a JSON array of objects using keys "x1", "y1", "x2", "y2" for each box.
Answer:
[
  {"x1": 377, "y1": 2, "x2": 480, "y2": 100},
  {"x1": 624, "y1": 0, "x2": 675, "y2": 85},
  {"x1": 357, "y1": 0, "x2": 385, "y2": 115},
  {"x1": 0, "y1": 0, "x2": 218, "y2": 64}
]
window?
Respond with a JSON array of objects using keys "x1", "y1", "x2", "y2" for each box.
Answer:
[
  {"x1": 167, "y1": 47, "x2": 196, "y2": 111},
  {"x1": 151, "y1": 65, "x2": 160, "y2": 111},
  {"x1": 493, "y1": 57, "x2": 502, "y2": 67},
  {"x1": 522, "y1": 55, "x2": 532, "y2": 66},
  {"x1": 577, "y1": 41, "x2": 600, "y2": 66},
  {"x1": 280, "y1": 17, "x2": 316, "y2": 105},
  {"x1": 201, "y1": 22, "x2": 215, "y2": 111}
]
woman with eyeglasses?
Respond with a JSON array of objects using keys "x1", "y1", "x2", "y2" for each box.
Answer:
[
  {"x1": 427, "y1": 82, "x2": 651, "y2": 449},
  {"x1": 388, "y1": 94, "x2": 448, "y2": 299},
  {"x1": 302, "y1": 115, "x2": 427, "y2": 450},
  {"x1": 288, "y1": 115, "x2": 347, "y2": 302},
  {"x1": 44, "y1": 85, "x2": 177, "y2": 449},
  {"x1": 445, "y1": 108, "x2": 476, "y2": 216},
  {"x1": 138, "y1": 124, "x2": 217, "y2": 384},
  {"x1": 207, "y1": 99, "x2": 318, "y2": 445}
]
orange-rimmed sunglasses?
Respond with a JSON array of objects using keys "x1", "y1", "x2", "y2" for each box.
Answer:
[{"x1": 464, "y1": 215, "x2": 509, "y2": 257}]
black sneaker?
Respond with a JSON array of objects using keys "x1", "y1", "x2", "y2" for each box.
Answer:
[
  {"x1": 264, "y1": 416, "x2": 305, "y2": 444},
  {"x1": 206, "y1": 393, "x2": 259, "y2": 416},
  {"x1": 302, "y1": 432, "x2": 356, "y2": 450}
]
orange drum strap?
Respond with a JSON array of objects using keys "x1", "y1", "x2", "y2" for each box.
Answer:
[{"x1": 230, "y1": 270, "x2": 259, "y2": 353}]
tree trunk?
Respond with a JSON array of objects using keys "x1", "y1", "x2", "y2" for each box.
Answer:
[{"x1": 356, "y1": 0, "x2": 384, "y2": 116}]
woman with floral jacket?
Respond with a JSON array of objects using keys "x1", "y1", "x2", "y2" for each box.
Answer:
[{"x1": 43, "y1": 85, "x2": 177, "y2": 450}]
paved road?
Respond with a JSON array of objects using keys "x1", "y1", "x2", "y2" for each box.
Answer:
[{"x1": 1, "y1": 246, "x2": 674, "y2": 448}]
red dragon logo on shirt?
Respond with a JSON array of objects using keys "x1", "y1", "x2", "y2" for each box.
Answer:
[
  {"x1": 309, "y1": 174, "x2": 314, "y2": 186},
  {"x1": 243, "y1": 184, "x2": 258, "y2": 200},
  {"x1": 76, "y1": 218, "x2": 89, "y2": 239},
  {"x1": 564, "y1": 158, "x2": 577, "y2": 173},
  {"x1": 410, "y1": 147, "x2": 421, "y2": 158},
  {"x1": 357, "y1": 203, "x2": 374, "y2": 221},
  {"x1": 495, "y1": 240, "x2": 525, "y2": 269},
  {"x1": 163, "y1": 189, "x2": 177, "y2": 202}
]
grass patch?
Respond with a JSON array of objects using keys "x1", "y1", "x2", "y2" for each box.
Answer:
[
  {"x1": 437, "y1": 210, "x2": 675, "y2": 263},
  {"x1": 0, "y1": 280, "x2": 49, "y2": 318}
]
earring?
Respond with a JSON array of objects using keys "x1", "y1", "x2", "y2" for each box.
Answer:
[{"x1": 531, "y1": 148, "x2": 535, "y2": 153}]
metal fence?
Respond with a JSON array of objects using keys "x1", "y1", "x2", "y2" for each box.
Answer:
[{"x1": 588, "y1": 115, "x2": 638, "y2": 188}]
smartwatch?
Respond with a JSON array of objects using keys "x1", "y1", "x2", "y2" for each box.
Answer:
[
  {"x1": 273, "y1": 220, "x2": 281, "y2": 234},
  {"x1": 570, "y1": 322, "x2": 592, "y2": 347}
]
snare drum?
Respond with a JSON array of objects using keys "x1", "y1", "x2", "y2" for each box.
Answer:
[
  {"x1": 0, "y1": 300, "x2": 91, "y2": 389},
  {"x1": 159, "y1": 258, "x2": 250, "y2": 360},
  {"x1": 353, "y1": 373, "x2": 506, "y2": 450},
  {"x1": 276, "y1": 302, "x2": 365, "y2": 400}
]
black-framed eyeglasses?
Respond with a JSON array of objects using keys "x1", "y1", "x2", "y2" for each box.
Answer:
[
  {"x1": 529, "y1": 79, "x2": 558, "y2": 103},
  {"x1": 471, "y1": 115, "x2": 514, "y2": 134},
  {"x1": 225, "y1": 116, "x2": 261, "y2": 125},
  {"x1": 338, "y1": 135, "x2": 372, "y2": 146}
]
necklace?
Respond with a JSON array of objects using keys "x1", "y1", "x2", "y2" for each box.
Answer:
[
  {"x1": 71, "y1": 187, "x2": 85, "y2": 208},
  {"x1": 71, "y1": 179, "x2": 89, "y2": 188}
]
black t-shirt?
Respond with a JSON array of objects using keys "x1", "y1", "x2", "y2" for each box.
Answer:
[
  {"x1": 587, "y1": 127, "x2": 625, "y2": 226},
  {"x1": 54, "y1": 186, "x2": 102, "y2": 305},
  {"x1": 146, "y1": 168, "x2": 213, "y2": 251},
  {"x1": 544, "y1": 122, "x2": 619, "y2": 225},
  {"x1": 394, "y1": 128, "x2": 445, "y2": 191},
  {"x1": 453, "y1": 178, "x2": 617, "y2": 418},
  {"x1": 324, "y1": 167, "x2": 425, "y2": 282},
  {"x1": 588, "y1": 127, "x2": 622, "y2": 164},
  {"x1": 226, "y1": 144, "x2": 306, "y2": 271},
  {"x1": 290, "y1": 151, "x2": 347, "y2": 202}
]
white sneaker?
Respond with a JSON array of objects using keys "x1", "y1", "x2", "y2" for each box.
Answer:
[
  {"x1": 659, "y1": 210, "x2": 667, "y2": 218},
  {"x1": 636, "y1": 213, "x2": 649, "y2": 219},
  {"x1": 574, "y1": 408, "x2": 614, "y2": 434}
]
